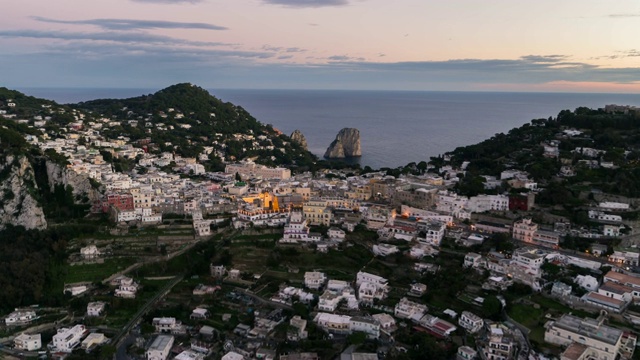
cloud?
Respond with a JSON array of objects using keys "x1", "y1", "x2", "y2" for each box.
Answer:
[
  {"x1": 261, "y1": 0, "x2": 349, "y2": 8},
  {"x1": 130, "y1": 0, "x2": 205, "y2": 4},
  {"x1": 0, "y1": 29, "x2": 231, "y2": 47},
  {"x1": 328, "y1": 55, "x2": 363, "y2": 61},
  {"x1": 608, "y1": 13, "x2": 640, "y2": 18},
  {"x1": 519, "y1": 54, "x2": 567, "y2": 63},
  {"x1": 32, "y1": 16, "x2": 226, "y2": 31},
  {"x1": 593, "y1": 49, "x2": 640, "y2": 60}
]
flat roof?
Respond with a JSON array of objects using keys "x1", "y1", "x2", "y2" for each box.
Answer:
[
  {"x1": 553, "y1": 314, "x2": 622, "y2": 345},
  {"x1": 149, "y1": 334, "x2": 174, "y2": 351}
]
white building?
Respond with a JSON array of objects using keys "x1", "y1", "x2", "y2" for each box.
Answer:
[
  {"x1": 458, "y1": 311, "x2": 483, "y2": 333},
  {"x1": 421, "y1": 221, "x2": 446, "y2": 246},
  {"x1": 53, "y1": 324, "x2": 88, "y2": 352},
  {"x1": 87, "y1": 301, "x2": 106, "y2": 317},
  {"x1": 80, "y1": 245, "x2": 101, "y2": 259},
  {"x1": 280, "y1": 211, "x2": 321, "y2": 244},
  {"x1": 394, "y1": 297, "x2": 428, "y2": 321},
  {"x1": 114, "y1": 277, "x2": 139, "y2": 298},
  {"x1": 81, "y1": 333, "x2": 107, "y2": 351},
  {"x1": 304, "y1": 272, "x2": 327, "y2": 290},
  {"x1": 314, "y1": 312, "x2": 352, "y2": 335},
  {"x1": 349, "y1": 316, "x2": 380, "y2": 339},
  {"x1": 14, "y1": 333, "x2": 41, "y2": 351},
  {"x1": 288, "y1": 315, "x2": 308, "y2": 341},
  {"x1": 5, "y1": 309, "x2": 37, "y2": 326},
  {"x1": 544, "y1": 313, "x2": 631, "y2": 360},
  {"x1": 152, "y1": 317, "x2": 183, "y2": 333},
  {"x1": 146, "y1": 334, "x2": 174, "y2": 360}
]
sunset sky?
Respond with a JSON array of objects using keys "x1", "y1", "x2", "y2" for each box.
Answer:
[{"x1": 2, "y1": 0, "x2": 640, "y2": 92}]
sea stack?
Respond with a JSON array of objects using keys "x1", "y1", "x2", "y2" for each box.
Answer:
[
  {"x1": 324, "y1": 128, "x2": 362, "y2": 159},
  {"x1": 290, "y1": 129, "x2": 308, "y2": 151}
]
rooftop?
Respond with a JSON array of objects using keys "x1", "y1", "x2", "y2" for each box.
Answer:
[{"x1": 552, "y1": 314, "x2": 622, "y2": 346}]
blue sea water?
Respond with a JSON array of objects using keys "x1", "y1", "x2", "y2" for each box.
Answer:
[{"x1": 20, "y1": 87, "x2": 640, "y2": 169}]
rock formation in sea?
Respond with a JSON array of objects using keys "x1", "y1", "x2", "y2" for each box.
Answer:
[
  {"x1": 290, "y1": 129, "x2": 308, "y2": 151},
  {"x1": 324, "y1": 128, "x2": 362, "y2": 159}
]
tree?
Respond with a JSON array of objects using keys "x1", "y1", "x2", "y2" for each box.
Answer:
[
  {"x1": 235, "y1": 172, "x2": 242, "y2": 181},
  {"x1": 482, "y1": 295, "x2": 502, "y2": 320}
]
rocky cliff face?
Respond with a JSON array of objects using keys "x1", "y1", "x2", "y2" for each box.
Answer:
[
  {"x1": 290, "y1": 129, "x2": 308, "y2": 151},
  {"x1": 324, "y1": 128, "x2": 362, "y2": 158},
  {"x1": 45, "y1": 160, "x2": 101, "y2": 203},
  {"x1": 0, "y1": 155, "x2": 47, "y2": 230}
]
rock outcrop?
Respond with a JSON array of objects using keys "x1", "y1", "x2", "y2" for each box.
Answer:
[
  {"x1": 290, "y1": 129, "x2": 308, "y2": 151},
  {"x1": 324, "y1": 128, "x2": 362, "y2": 159},
  {"x1": 0, "y1": 155, "x2": 47, "y2": 230},
  {"x1": 45, "y1": 160, "x2": 101, "y2": 203}
]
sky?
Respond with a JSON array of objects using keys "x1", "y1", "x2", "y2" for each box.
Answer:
[{"x1": 1, "y1": 0, "x2": 640, "y2": 92}]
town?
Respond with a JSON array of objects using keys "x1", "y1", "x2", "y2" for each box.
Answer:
[{"x1": 2, "y1": 88, "x2": 640, "y2": 360}]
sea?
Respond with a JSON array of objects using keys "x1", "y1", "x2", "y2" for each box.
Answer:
[{"x1": 20, "y1": 88, "x2": 640, "y2": 169}]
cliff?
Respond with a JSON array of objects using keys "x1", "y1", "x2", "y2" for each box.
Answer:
[
  {"x1": 0, "y1": 155, "x2": 47, "y2": 230},
  {"x1": 290, "y1": 129, "x2": 308, "y2": 151},
  {"x1": 324, "y1": 128, "x2": 362, "y2": 158},
  {"x1": 45, "y1": 160, "x2": 101, "y2": 203}
]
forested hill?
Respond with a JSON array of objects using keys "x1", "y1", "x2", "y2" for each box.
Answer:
[
  {"x1": 76, "y1": 83, "x2": 264, "y2": 134},
  {"x1": 440, "y1": 106, "x2": 640, "y2": 205},
  {"x1": 71, "y1": 83, "x2": 317, "y2": 168}
]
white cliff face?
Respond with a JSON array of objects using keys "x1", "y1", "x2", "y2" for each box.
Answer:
[
  {"x1": 290, "y1": 129, "x2": 308, "y2": 151},
  {"x1": 324, "y1": 128, "x2": 362, "y2": 158},
  {"x1": 45, "y1": 161, "x2": 101, "y2": 203},
  {"x1": 0, "y1": 155, "x2": 47, "y2": 230}
]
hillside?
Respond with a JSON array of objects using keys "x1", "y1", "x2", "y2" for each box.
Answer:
[{"x1": 73, "y1": 83, "x2": 317, "y2": 168}]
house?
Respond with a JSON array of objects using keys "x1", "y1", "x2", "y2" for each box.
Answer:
[
  {"x1": 53, "y1": 324, "x2": 88, "y2": 352},
  {"x1": 464, "y1": 253, "x2": 483, "y2": 268},
  {"x1": 328, "y1": 227, "x2": 346, "y2": 241},
  {"x1": 81, "y1": 333, "x2": 107, "y2": 351},
  {"x1": 288, "y1": 315, "x2": 308, "y2": 341},
  {"x1": 349, "y1": 316, "x2": 380, "y2": 339},
  {"x1": 512, "y1": 218, "x2": 537, "y2": 243},
  {"x1": 313, "y1": 313, "x2": 352, "y2": 335},
  {"x1": 153, "y1": 317, "x2": 184, "y2": 334},
  {"x1": 318, "y1": 290, "x2": 343, "y2": 312},
  {"x1": 551, "y1": 282, "x2": 572, "y2": 297},
  {"x1": 575, "y1": 275, "x2": 600, "y2": 292},
  {"x1": 175, "y1": 350, "x2": 205, "y2": 360},
  {"x1": 304, "y1": 272, "x2": 327, "y2": 290},
  {"x1": 80, "y1": 245, "x2": 101, "y2": 259},
  {"x1": 457, "y1": 345, "x2": 477, "y2": 360},
  {"x1": 480, "y1": 323, "x2": 516, "y2": 360},
  {"x1": 421, "y1": 221, "x2": 446, "y2": 246},
  {"x1": 418, "y1": 314, "x2": 457, "y2": 338},
  {"x1": 394, "y1": 297, "x2": 428, "y2": 321},
  {"x1": 146, "y1": 334, "x2": 175, "y2": 360},
  {"x1": 190, "y1": 308, "x2": 209, "y2": 320},
  {"x1": 192, "y1": 284, "x2": 220, "y2": 296},
  {"x1": 14, "y1": 333, "x2": 41, "y2": 351},
  {"x1": 409, "y1": 283, "x2": 427, "y2": 296},
  {"x1": 87, "y1": 301, "x2": 106, "y2": 317},
  {"x1": 603, "y1": 270, "x2": 640, "y2": 299},
  {"x1": 5, "y1": 309, "x2": 37, "y2": 326},
  {"x1": 458, "y1": 311, "x2": 483, "y2": 333},
  {"x1": 114, "y1": 276, "x2": 139, "y2": 298},
  {"x1": 372, "y1": 243, "x2": 400, "y2": 257},
  {"x1": 256, "y1": 348, "x2": 277, "y2": 360},
  {"x1": 221, "y1": 351, "x2": 245, "y2": 360},
  {"x1": 372, "y1": 313, "x2": 396, "y2": 334},
  {"x1": 544, "y1": 313, "x2": 631, "y2": 360},
  {"x1": 210, "y1": 264, "x2": 226, "y2": 278}
]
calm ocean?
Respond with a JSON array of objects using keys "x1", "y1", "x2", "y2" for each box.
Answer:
[{"x1": 21, "y1": 88, "x2": 640, "y2": 169}]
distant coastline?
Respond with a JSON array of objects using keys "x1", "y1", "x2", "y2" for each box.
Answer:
[{"x1": 17, "y1": 87, "x2": 640, "y2": 169}]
